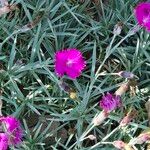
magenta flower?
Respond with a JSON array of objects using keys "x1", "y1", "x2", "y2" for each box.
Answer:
[
  {"x1": 55, "y1": 49, "x2": 86, "y2": 79},
  {"x1": 0, "y1": 116, "x2": 23, "y2": 146},
  {"x1": 134, "y1": 2, "x2": 150, "y2": 31},
  {"x1": 99, "y1": 93, "x2": 121, "y2": 111},
  {"x1": 0, "y1": 133, "x2": 8, "y2": 150}
]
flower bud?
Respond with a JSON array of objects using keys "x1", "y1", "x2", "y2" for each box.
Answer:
[
  {"x1": 118, "y1": 71, "x2": 135, "y2": 79},
  {"x1": 92, "y1": 110, "x2": 109, "y2": 126},
  {"x1": 115, "y1": 83, "x2": 129, "y2": 96},
  {"x1": 113, "y1": 140, "x2": 125, "y2": 149},
  {"x1": 120, "y1": 108, "x2": 137, "y2": 127},
  {"x1": 87, "y1": 134, "x2": 96, "y2": 140},
  {"x1": 113, "y1": 22, "x2": 123, "y2": 35},
  {"x1": 130, "y1": 133, "x2": 150, "y2": 145}
]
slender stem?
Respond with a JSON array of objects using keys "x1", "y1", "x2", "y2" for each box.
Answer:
[
  {"x1": 68, "y1": 124, "x2": 95, "y2": 150},
  {"x1": 101, "y1": 127, "x2": 119, "y2": 142},
  {"x1": 90, "y1": 141, "x2": 112, "y2": 149},
  {"x1": 79, "y1": 124, "x2": 95, "y2": 141},
  {"x1": 95, "y1": 25, "x2": 138, "y2": 78},
  {"x1": 95, "y1": 34, "x2": 116, "y2": 78}
]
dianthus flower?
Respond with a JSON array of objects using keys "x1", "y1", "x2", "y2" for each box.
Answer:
[
  {"x1": 0, "y1": 116, "x2": 23, "y2": 146},
  {"x1": 134, "y1": 2, "x2": 150, "y2": 31},
  {"x1": 55, "y1": 49, "x2": 86, "y2": 79},
  {"x1": 99, "y1": 93, "x2": 121, "y2": 112},
  {"x1": 0, "y1": 133, "x2": 8, "y2": 150}
]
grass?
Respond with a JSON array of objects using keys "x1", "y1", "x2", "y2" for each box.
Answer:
[{"x1": 0, "y1": 0, "x2": 150, "y2": 149}]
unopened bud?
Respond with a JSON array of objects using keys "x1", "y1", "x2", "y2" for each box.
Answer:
[
  {"x1": 118, "y1": 71, "x2": 135, "y2": 79},
  {"x1": 113, "y1": 22, "x2": 123, "y2": 35},
  {"x1": 120, "y1": 108, "x2": 137, "y2": 127},
  {"x1": 92, "y1": 110, "x2": 109, "y2": 126},
  {"x1": 115, "y1": 83, "x2": 129, "y2": 96},
  {"x1": 130, "y1": 133, "x2": 150, "y2": 145},
  {"x1": 113, "y1": 140, "x2": 125, "y2": 149},
  {"x1": 87, "y1": 134, "x2": 96, "y2": 140},
  {"x1": 113, "y1": 141, "x2": 134, "y2": 150}
]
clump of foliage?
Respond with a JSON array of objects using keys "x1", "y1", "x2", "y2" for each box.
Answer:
[{"x1": 0, "y1": 0, "x2": 149, "y2": 149}]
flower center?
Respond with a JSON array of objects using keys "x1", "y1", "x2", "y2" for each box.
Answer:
[
  {"x1": 143, "y1": 17, "x2": 150, "y2": 23},
  {"x1": 66, "y1": 59, "x2": 74, "y2": 67}
]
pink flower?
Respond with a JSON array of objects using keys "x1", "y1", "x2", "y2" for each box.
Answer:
[
  {"x1": 99, "y1": 93, "x2": 121, "y2": 111},
  {"x1": 0, "y1": 133, "x2": 8, "y2": 150},
  {"x1": 0, "y1": 116, "x2": 23, "y2": 146},
  {"x1": 55, "y1": 49, "x2": 86, "y2": 79},
  {"x1": 134, "y1": 2, "x2": 150, "y2": 31}
]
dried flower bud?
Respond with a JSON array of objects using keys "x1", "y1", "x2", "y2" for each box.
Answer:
[
  {"x1": 93, "y1": 0, "x2": 99, "y2": 5},
  {"x1": 92, "y1": 110, "x2": 109, "y2": 126},
  {"x1": 113, "y1": 22, "x2": 123, "y2": 35},
  {"x1": 120, "y1": 108, "x2": 137, "y2": 127},
  {"x1": 59, "y1": 81, "x2": 70, "y2": 93},
  {"x1": 69, "y1": 91, "x2": 77, "y2": 99},
  {"x1": 59, "y1": 81, "x2": 77, "y2": 99},
  {"x1": 128, "y1": 79, "x2": 138, "y2": 96},
  {"x1": 113, "y1": 140, "x2": 125, "y2": 149},
  {"x1": 115, "y1": 82, "x2": 129, "y2": 96},
  {"x1": 87, "y1": 134, "x2": 96, "y2": 140}
]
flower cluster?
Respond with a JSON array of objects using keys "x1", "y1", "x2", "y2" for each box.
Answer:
[{"x1": 0, "y1": 116, "x2": 23, "y2": 150}]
